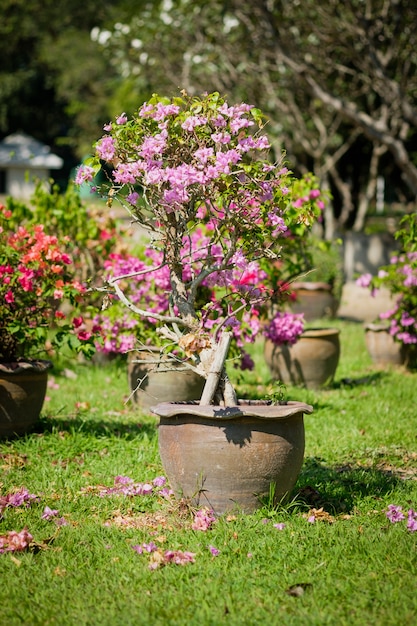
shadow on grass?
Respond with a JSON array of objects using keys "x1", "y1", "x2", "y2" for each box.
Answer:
[
  {"x1": 32, "y1": 413, "x2": 158, "y2": 441},
  {"x1": 295, "y1": 456, "x2": 404, "y2": 514},
  {"x1": 237, "y1": 370, "x2": 388, "y2": 403}
]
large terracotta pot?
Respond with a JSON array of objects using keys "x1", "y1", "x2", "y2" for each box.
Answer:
[
  {"x1": 0, "y1": 360, "x2": 52, "y2": 438},
  {"x1": 264, "y1": 328, "x2": 341, "y2": 389},
  {"x1": 365, "y1": 324, "x2": 417, "y2": 368},
  {"x1": 290, "y1": 281, "x2": 338, "y2": 321},
  {"x1": 152, "y1": 400, "x2": 313, "y2": 515},
  {"x1": 128, "y1": 349, "x2": 205, "y2": 411}
]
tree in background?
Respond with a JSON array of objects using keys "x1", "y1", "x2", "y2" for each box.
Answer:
[
  {"x1": 2, "y1": 0, "x2": 416, "y2": 232},
  {"x1": 92, "y1": 0, "x2": 417, "y2": 234},
  {"x1": 0, "y1": 0, "x2": 117, "y2": 180}
]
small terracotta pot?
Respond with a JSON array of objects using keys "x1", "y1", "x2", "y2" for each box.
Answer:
[
  {"x1": 264, "y1": 328, "x2": 340, "y2": 389},
  {"x1": 364, "y1": 324, "x2": 416, "y2": 367},
  {"x1": 127, "y1": 348, "x2": 205, "y2": 411},
  {"x1": 0, "y1": 360, "x2": 52, "y2": 438},
  {"x1": 290, "y1": 282, "x2": 338, "y2": 321},
  {"x1": 152, "y1": 400, "x2": 313, "y2": 515}
]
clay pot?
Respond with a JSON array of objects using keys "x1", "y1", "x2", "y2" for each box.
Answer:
[
  {"x1": 0, "y1": 360, "x2": 52, "y2": 438},
  {"x1": 290, "y1": 282, "x2": 338, "y2": 321},
  {"x1": 264, "y1": 328, "x2": 341, "y2": 389},
  {"x1": 364, "y1": 324, "x2": 416, "y2": 367},
  {"x1": 127, "y1": 348, "x2": 205, "y2": 411},
  {"x1": 153, "y1": 400, "x2": 313, "y2": 515}
]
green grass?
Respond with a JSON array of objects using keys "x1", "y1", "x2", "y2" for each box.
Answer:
[{"x1": 1, "y1": 320, "x2": 417, "y2": 625}]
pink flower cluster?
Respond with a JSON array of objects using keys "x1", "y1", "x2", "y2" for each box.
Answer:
[{"x1": 263, "y1": 311, "x2": 305, "y2": 346}]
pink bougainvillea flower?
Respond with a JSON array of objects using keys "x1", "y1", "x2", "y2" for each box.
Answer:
[
  {"x1": 191, "y1": 508, "x2": 216, "y2": 531},
  {"x1": 386, "y1": 504, "x2": 405, "y2": 523},
  {"x1": 163, "y1": 550, "x2": 196, "y2": 565},
  {"x1": 116, "y1": 112, "x2": 128, "y2": 125},
  {"x1": 0, "y1": 489, "x2": 38, "y2": 513},
  {"x1": 0, "y1": 528, "x2": 33, "y2": 554},
  {"x1": 208, "y1": 545, "x2": 220, "y2": 556},
  {"x1": 152, "y1": 476, "x2": 167, "y2": 487},
  {"x1": 41, "y1": 506, "x2": 59, "y2": 520},
  {"x1": 407, "y1": 509, "x2": 417, "y2": 532},
  {"x1": 273, "y1": 523, "x2": 286, "y2": 530}
]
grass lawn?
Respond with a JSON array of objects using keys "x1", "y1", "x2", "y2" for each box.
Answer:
[{"x1": 1, "y1": 320, "x2": 416, "y2": 625}]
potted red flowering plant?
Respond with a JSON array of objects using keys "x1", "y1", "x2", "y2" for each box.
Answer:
[
  {"x1": 77, "y1": 91, "x2": 325, "y2": 513},
  {"x1": 0, "y1": 204, "x2": 98, "y2": 437}
]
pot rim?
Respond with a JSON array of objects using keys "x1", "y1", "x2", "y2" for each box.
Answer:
[
  {"x1": 0, "y1": 359, "x2": 53, "y2": 374},
  {"x1": 291, "y1": 281, "x2": 333, "y2": 291},
  {"x1": 300, "y1": 327, "x2": 340, "y2": 338},
  {"x1": 364, "y1": 323, "x2": 391, "y2": 332},
  {"x1": 151, "y1": 399, "x2": 313, "y2": 420}
]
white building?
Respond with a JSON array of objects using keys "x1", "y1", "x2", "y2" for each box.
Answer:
[{"x1": 0, "y1": 133, "x2": 63, "y2": 199}]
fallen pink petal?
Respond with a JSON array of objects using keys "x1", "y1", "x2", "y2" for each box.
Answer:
[
  {"x1": 163, "y1": 550, "x2": 196, "y2": 565},
  {"x1": 41, "y1": 506, "x2": 59, "y2": 520},
  {"x1": 0, "y1": 529, "x2": 33, "y2": 554},
  {"x1": 191, "y1": 508, "x2": 216, "y2": 531},
  {"x1": 386, "y1": 505, "x2": 405, "y2": 523}
]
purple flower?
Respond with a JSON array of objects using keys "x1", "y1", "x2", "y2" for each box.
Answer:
[
  {"x1": 192, "y1": 508, "x2": 216, "y2": 531},
  {"x1": 356, "y1": 273, "x2": 373, "y2": 288},
  {"x1": 0, "y1": 489, "x2": 38, "y2": 512},
  {"x1": 208, "y1": 545, "x2": 220, "y2": 556},
  {"x1": 273, "y1": 523, "x2": 286, "y2": 530},
  {"x1": 116, "y1": 112, "x2": 127, "y2": 125},
  {"x1": 132, "y1": 541, "x2": 158, "y2": 554},
  {"x1": 159, "y1": 487, "x2": 174, "y2": 499},
  {"x1": 75, "y1": 165, "x2": 95, "y2": 185},
  {"x1": 41, "y1": 506, "x2": 59, "y2": 520},
  {"x1": 386, "y1": 504, "x2": 405, "y2": 523},
  {"x1": 264, "y1": 311, "x2": 305, "y2": 346},
  {"x1": 407, "y1": 509, "x2": 417, "y2": 533},
  {"x1": 152, "y1": 476, "x2": 167, "y2": 487}
]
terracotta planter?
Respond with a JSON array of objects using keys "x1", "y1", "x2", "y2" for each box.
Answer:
[
  {"x1": 290, "y1": 281, "x2": 338, "y2": 321},
  {"x1": 264, "y1": 328, "x2": 340, "y2": 389},
  {"x1": 128, "y1": 349, "x2": 205, "y2": 411},
  {"x1": 153, "y1": 400, "x2": 313, "y2": 515},
  {"x1": 0, "y1": 360, "x2": 52, "y2": 438},
  {"x1": 365, "y1": 324, "x2": 416, "y2": 367}
]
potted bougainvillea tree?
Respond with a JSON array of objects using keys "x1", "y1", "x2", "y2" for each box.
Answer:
[{"x1": 76, "y1": 91, "x2": 325, "y2": 514}]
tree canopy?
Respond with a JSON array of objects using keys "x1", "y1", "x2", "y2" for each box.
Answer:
[{"x1": 2, "y1": 0, "x2": 416, "y2": 229}]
